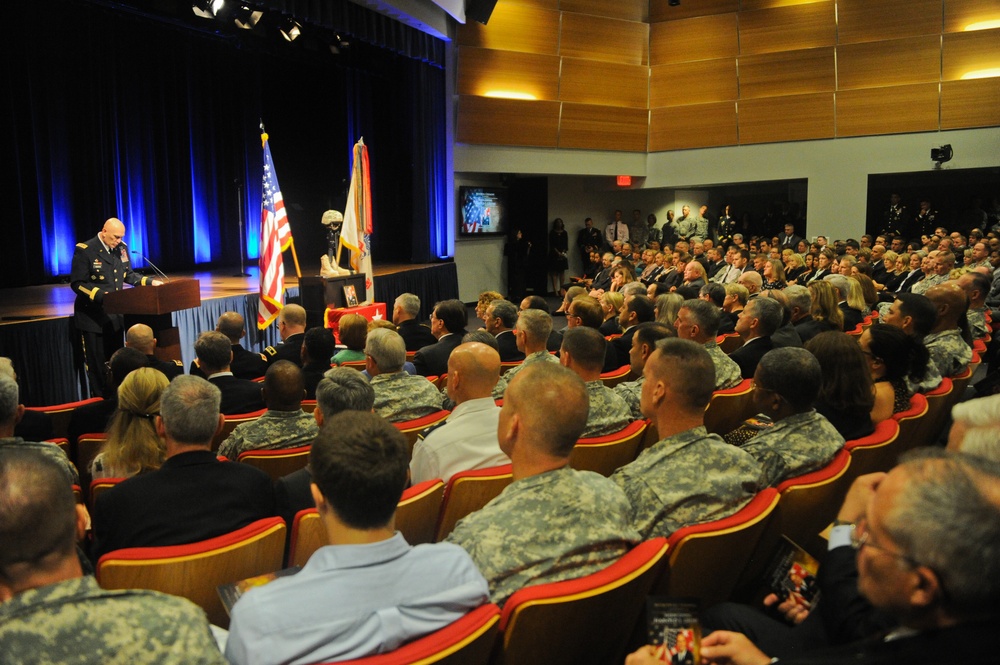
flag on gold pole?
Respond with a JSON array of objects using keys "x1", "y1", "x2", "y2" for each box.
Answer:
[
  {"x1": 257, "y1": 130, "x2": 292, "y2": 329},
  {"x1": 339, "y1": 138, "x2": 374, "y2": 302}
]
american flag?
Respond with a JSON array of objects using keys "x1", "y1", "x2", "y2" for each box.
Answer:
[
  {"x1": 340, "y1": 138, "x2": 374, "y2": 301},
  {"x1": 257, "y1": 133, "x2": 292, "y2": 329}
]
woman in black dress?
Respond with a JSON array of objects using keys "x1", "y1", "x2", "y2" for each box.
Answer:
[{"x1": 548, "y1": 218, "x2": 569, "y2": 296}]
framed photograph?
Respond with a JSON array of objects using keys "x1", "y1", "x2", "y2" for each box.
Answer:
[{"x1": 343, "y1": 285, "x2": 359, "y2": 308}]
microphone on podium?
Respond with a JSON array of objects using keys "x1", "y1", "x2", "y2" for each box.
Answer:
[{"x1": 131, "y1": 251, "x2": 170, "y2": 283}]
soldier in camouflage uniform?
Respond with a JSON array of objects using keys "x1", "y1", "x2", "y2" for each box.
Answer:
[
  {"x1": 0, "y1": 449, "x2": 224, "y2": 665},
  {"x1": 366, "y1": 328, "x2": 442, "y2": 423},
  {"x1": 612, "y1": 339, "x2": 762, "y2": 537},
  {"x1": 218, "y1": 361, "x2": 318, "y2": 460},
  {"x1": 614, "y1": 323, "x2": 674, "y2": 420},
  {"x1": 674, "y1": 299, "x2": 742, "y2": 389},
  {"x1": 0, "y1": 376, "x2": 78, "y2": 484},
  {"x1": 740, "y1": 348, "x2": 845, "y2": 486},
  {"x1": 500, "y1": 308, "x2": 559, "y2": 384},
  {"x1": 924, "y1": 282, "x2": 973, "y2": 377},
  {"x1": 560, "y1": 327, "x2": 632, "y2": 437},
  {"x1": 447, "y1": 363, "x2": 639, "y2": 605}
]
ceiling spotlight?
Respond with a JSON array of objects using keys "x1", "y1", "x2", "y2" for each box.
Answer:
[
  {"x1": 278, "y1": 17, "x2": 302, "y2": 42},
  {"x1": 232, "y1": 4, "x2": 263, "y2": 30},
  {"x1": 192, "y1": 0, "x2": 225, "y2": 19}
]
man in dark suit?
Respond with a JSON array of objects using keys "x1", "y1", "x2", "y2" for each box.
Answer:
[
  {"x1": 482, "y1": 299, "x2": 524, "y2": 362},
  {"x1": 413, "y1": 299, "x2": 467, "y2": 377},
  {"x1": 70, "y1": 217, "x2": 162, "y2": 397},
  {"x1": 90, "y1": 375, "x2": 275, "y2": 561},
  {"x1": 609, "y1": 294, "x2": 655, "y2": 370},
  {"x1": 264, "y1": 304, "x2": 307, "y2": 367},
  {"x1": 301, "y1": 327, "x2": 336, "y2": 399},
  {"x1": 124, "y1": 324, "x2": 183, "y2": 380},
  {"x1": 392, "y1": 293, "x2": 436, "y2": 352},
  {"x1": 190, "y1": 311, "x2": 268, "y2": 380},
  {"x1": 195, "y1": 331, "x2": 265, "y2": 415},
  {"x1": 730, "y1": 297, "x2": 781, "y2": 379},
  {"x1": 777, "y1": 223, "x2": 804, "y2": 250}
]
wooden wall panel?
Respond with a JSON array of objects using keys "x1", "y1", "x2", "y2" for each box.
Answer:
[
  {"x1": 837, "y1": 37, "x2": 942, "y2": 90},
  {"x1": 501, "y1": 0, "x2": 558, "y2": 8},
  {"x1": 941, "y1": 79, "x2": 1000, "y2": 129},
  {"x1": 561, "y1": 0, "x2": 646, "y2": 22},
  {"x1": 836, "y1": 84, "x2": 940, "y2": 137},
  {"x1": 560, "y1": 58, "x2": 649, "y2": 108},
  {"x1": 560, "y1": 14, "x2": 649, "y2": 65},
  {"x1": 457, "y1": 47, "x2": 560, "y2": 100},
  {"x1": 738, "y1": 93, "x2": 834, "y2": 143},
  {"x1": 456, "y1": 4, "x2": 560, "y2": 55},
  {"x1": 559, "y1": 104, "x2": 649, "y2": 151},
  {"x1": 837, "y1": 0, "x2": 943, "y2": 44},
  {"x1": 738, "y1": 47, "x2": 835, "y2": 99},
  {"x1": 457, "y1": 96, "x2": 561, "y2": 147},
  {"x1": 649, "y1": 0, "x2": 737, "y2": 22},
  {"x1": 649, "y1": 14, "x2": 739, "y2": 65},
  {"x1": 738, "y1": 3, "x2": 836, "y2": 55},
  {"x1": 650, "y1": 59, "x2": 738, "y2": 107},
  {"x1": 649, "y1": 102, "x2": 738, "y2": 151},
  {"x1": 942, "y1": 30, "x2": 1000, "y2": 81},
  {"x1": 944, "y1": 0, "x2": 1000, "y2": 33},
  {"x1": 739, "y1": 0, "x2": 829, "y2": 10}
]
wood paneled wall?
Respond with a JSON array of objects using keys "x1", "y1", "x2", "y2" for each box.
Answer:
[{"x1": 456, "y1": 0, "x2": 1000, "y2": 152}]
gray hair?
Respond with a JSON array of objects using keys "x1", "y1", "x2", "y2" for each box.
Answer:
[
  {"x1": 824, "y1": 274, "x2": 850, "y2": 300},
  {"x1": 394, "y1": 293, "x2": 420, "y2": 317},
  {"x1": 462, "y1": 330, "x2": 500, "y2": 352},
  {"x1": 784, "y1": 284, "x2": 812, "y2": 314},
  {"x1": 160, "y1": 375, "x2": 222, "y2": 445},
  {"x1": 951, "y1": 396, "x2": 1000, "y2": 462},
  {"x1": 680, "y1": 298, "x2": 721, "y2": 338},
  {"x1": 489, "y1": 299, "x2": 518, "y2": 329},
  {"x1": 0, "y1": 375, "x2": 19, "y2": 425},
  {"x1": 621, "y1": 281, "x2": 647, "y2": 299},
  {"x1": 515, "y1": 309, "x2": 552, "y2": 345},
  {"x1": 364, "y1": 328, "x2": 406, "y2": 373},
  {"x1": 316, "y1": 367, "x2": 375, "y2": 419},
  {"x1": 747, "y1": 296, "x2": 783, "y2": 336}
]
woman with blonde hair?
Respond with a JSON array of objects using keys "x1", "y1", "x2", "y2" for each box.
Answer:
[
  {"x1": 807, "y1": 280, "x2": 844, "y2": 331},
  {"x1": 761, "y1": 258, "x2": 787, "y2": 290},
  {"x1": 654, "y1": 293, "x2": 684, "y2": 327},
  {"x1": 784, "y1": 253, "x2": 807, "y2": 283},
  {"x1": 599, "y1": 291, "x2": 624, "y2": 336},
  {"x1": 475, "y1": 291, "x2": 503, "y2": 320},
  {"x1": 845, "y1": 276, "x2": 869, "y2": 316},
  {"x1": 90, "y1": 367, "x2": 169, "y2": 479}
]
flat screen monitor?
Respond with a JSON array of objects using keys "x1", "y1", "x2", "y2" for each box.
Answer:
[{"x1": 459, "y1": 186, "x2": 507, "y2": 236}]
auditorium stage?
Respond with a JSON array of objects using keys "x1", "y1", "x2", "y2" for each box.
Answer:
[{"x1": 0, "y1": 261, "x2": 458, "y2": 406}]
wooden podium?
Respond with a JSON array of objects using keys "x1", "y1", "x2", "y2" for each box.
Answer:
[{"x1": 104, "y1": 279, "x2": 201, "y2": 362}]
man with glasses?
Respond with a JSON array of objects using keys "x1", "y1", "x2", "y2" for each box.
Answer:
[{"x1": 71, "y1": 217, "x2": 162, "y2": 397}]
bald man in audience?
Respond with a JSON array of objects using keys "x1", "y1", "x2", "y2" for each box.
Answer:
[
  {"x1": 446, "y1": 363, "x2": 639, "y2": 605},
  {"x1": 924, "y1": 282, "x2": 973, "y2": 377},
  {"x1": 674, "y1": 299, "x2": 742, "y2": 389},
  {"x1": 611, "y1": 339, "x2": 762, "y2": 538},
  {"x1": 615, "y1": 323, "x2": 674, "y2": 419},
  {"x1": 502, "y1": 309, "x2": 559, "y2": 384},
  {"x1": 190, "y1": 311, "x2": 267, "y2": 380},
  {"x1": 410, "y1": 342, "x2": 509, "y2": 485},
  {"x1": 738, "y1": 270, "x2": 762, "y2": 298},
  {"x1": 955, "y1": 271, "x2": 990, "y2": 341},
  {"x1": 125, "y1": 324, "x2": 182, "y2": 379},
  {"x1": 264, "y1": 304, "x2": 307, "y2": 367},
  {"x1": 559, "y1": 327, "x2": 632, "y2": 437},
  {"x1": 217, "y1": 360, "x2": 318, "y2": 461}
]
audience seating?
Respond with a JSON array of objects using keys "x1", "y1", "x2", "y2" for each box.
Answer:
[
  {"x1": 72, "y1": 484, "x2": 83, "y2": 504},
  {"x1": 426, "y1": 375, "x2": 442, "y2": 389},
  {"x1": 96, "y1": 516, "x2": 286, "y2": 628},
  {"x1": 46, "y1": 437, "x2": 71, "y2": 459},
  {"x1": 569, "y1": 420, "x2": 647, "y2": 477},
  {"x1": 212, "y1": 408, "x2": 267, "y2": 452},
  {"x1": 331, "y1": 604, "x2": 501, "y2": 665},
  {"x1": 639, "y1": 419, "x2": 660, "y2": 452},
  {"x1": 75, "y1": 432, "x2": 108, "y2": 499},
  {"x1": 288, "y1": 509, "x2": 325, "y2": 568},
  {"x1": 496, "y1": 538, "x2": 670, "y2": 665},
  {"x1": 237, "y1": 445, "x2": 311, "y2": 481},
  {"x1": 653, "y1": 488, "x2": 780, "y2": 608},
  {"x1": 717, "y1": 333, "x2": 743, "y2": 355},
  {"x1": 435, "y1": 464, "x2": 513, "y2": 542},
  {"x1": 396, "y1": 479, "x2": 446, "y2": 545},
  {"x1": 844, "y1": 418, "x2": 901, "y2": 478},
  {"x1": 499, "y1": 361, "x2": 522, "y2": 374},
  {"x1": 88, "y1": 477, "x2": 126, "y2": 510},
  {"x1": 892, "y1": 392, "x2": 929, "y2": 456},
  {"x1": 338, "y1": 360, "x2": 368, "y2": 370},
  {"x1": 394, "y1": 410, "x2": 451, "y2": 456},
  {"x1": 774, "y1": 449, "x2": 853, "y2": 558},
  {"x1": 704, "y1": 379, "x2": 756, "y2": 436},
  {"x1": 301, "y1": 399, "x2": 317, "y2": 413},
  {"x1": 917, "y1": 377, "x2": 953, "y2": 448},
  {"x1": 24, "y1": 396, "x2": 102, "y2": 441},
  {"x1": 599, "y1": 365, "x2": 631, "y2": 389}
]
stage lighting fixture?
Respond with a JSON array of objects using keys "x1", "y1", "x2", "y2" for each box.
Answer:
[
  {"x1": 278, "y1": 17, "x2": 302, "y2": 42},
  {"x1": 931, "y1": 144, "x2": 953, "y2": 166},
  {"x1": 233, "y1": 4, "x2": 263, "y2": 30},
  {"x1": 192, "y1": 0, "x2": 225, "y2": 19}
]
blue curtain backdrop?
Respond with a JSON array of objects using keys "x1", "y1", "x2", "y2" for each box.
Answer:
[{"x1": 3, "y1": 0, "x2": 450, "y2": 289}]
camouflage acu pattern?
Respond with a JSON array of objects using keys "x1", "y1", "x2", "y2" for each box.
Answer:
[
  {"x1": 705, "y1": 341, "x2": 740, "y2": 390},
  {"x1": 967, "y1": 307, "x2": 989, "y2": 341},
  {"x1": 614, "y1": 376, "x2": 644, "y2": 420},
  {"x1": 440, "y1": 376, "x2": 507, "y2": 410},
  {"x1": 0, "y1": 438, "x2": 78, "y2": 485},
  {"x1": 923, "y1": 328, "x2": 973, "y2": 377},
  {"x1": 611, "y1": 426, "x2": 762, "y2": 538},
  {"x1": 911, "y1": 274, "x2": 946, "y2": 295},
  {"x1": 218, "y1": 409, "x2": 319, "y2": 460},
  {"x1": 446, "y1": 466, "x2": 639, "y2": 605},
  {"x1": 906, "y1": 357, "x2": 943, "y2": 394},
  {"x1": 740, "y1": 410, "x2": 844, "y2": 486},
  {"x1": 582, "y1": 380, "x2": 632, "y2": 437},
  {"x1": 500, "y1": 351, "x2": 559, "y2": 383},
  {"x1": 0, "y1": 576, "x2": 226, "y2": 664},
  {"x1": 371, "y1": 371, "x2": 443, "y2": 423}
]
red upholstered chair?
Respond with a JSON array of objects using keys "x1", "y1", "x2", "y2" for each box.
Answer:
[
  {"x1": 301, "y1": 399, "x2": 317, "y2": 413},
  {"x1": 639, "y1": 419, "x2": 660, "y2": 452},
  {"x1": 570, "y1": 420, "x2": 648, "y2": 476},
  {"x1": 338, "y1": 360, "x2": 368, "y2": 370},
  {"x1": 892, "y1": 392, "x2": 929, "y2": 456},
  {"x1": 88, "y1": 477, "x2": 127, "y2": 511},
  {"x1": 396, "y1": 479, "x2": 446, "y2": 546},
  {"x1": 973, "y1": 338, "x2": 987, "y2": 355},
  {"x1": 654, "y1": 489, "x2": 780, "y2": 607},
  {"x1": 330, "y1": 604, "x2": 501, "y2": 665},
  {"x1": 212, "y1": 408, "x2": 267, "y2": 452},
  {"x1": 394, "y1": 410, "x2": 451, "y2": 456},
  {"x1": 25, "y1": 396, "x2": 102, "y2": 440},
  {"x1": 921, "y1": 377, "x2": 954, "y2": 446},
  {"x1": 435, "y1": 464, "x2": 513, "y2": 542},
  {"x1": 96, "y1": 517, "x2": 286, "y2": 628},
  {"x1": 717, "y1": 333, "x2": 744, "y2": 355},
  {"x1": 844, "y1": 418, "x2": 901, "y2": 479},
  {"x1": 774, "y1": 449, "x2": 853, "y2": 558},
  {"x1": 599, "y1": 364, "x2": 631, "y2": 388},
  {"x1": 46, "y1": 437, "x2": 71, "y2": 459},
  {"x1": 496, "y1": 538, "x2": 670, "y2": 665},
  {"x1": 288, "y1": 508, "x2": 325, "y2": 568},
  {"x1": 237, "y1": 444, "x2": 311, "y2": 481},
  {"x1": 704, "y1": 379, "x2": 756, "y2": 436},
  {"x1": 75, "y1": 432, "x2": 108, "y2": 500}
]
